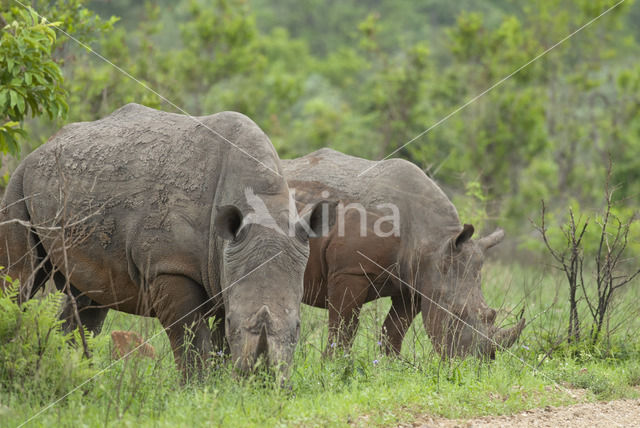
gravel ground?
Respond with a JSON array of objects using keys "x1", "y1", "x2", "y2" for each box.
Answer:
[{"x1": 407, "y1": 398, "x2": 640, "y2": 428}]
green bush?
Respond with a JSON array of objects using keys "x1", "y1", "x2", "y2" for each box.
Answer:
[{"x1": 0, "y1": 278, "x2": 96, "y2": 403}]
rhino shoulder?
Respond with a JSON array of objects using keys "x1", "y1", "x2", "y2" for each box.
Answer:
[
  {"x1": 196, "y1": 111, "x2": 264, "y2": 134},
  {"x1": 108, "y1": 102, "x2": 153, "y2": 116},
  {"x1": 102, "y1": 103, "x2": 176, "y2": 127},
  {"x1": 205, "y1": 110, "x2": 254, "y2": 124},
  {"x1": 283, "y1": 149, "x2": 374, "y2": 181},
  {"x1": 196, "y1": 111, "x2": 272, "y2": 151},
  {"x1": 376, "y1": 158, "x2": 444, "y2": 195}
]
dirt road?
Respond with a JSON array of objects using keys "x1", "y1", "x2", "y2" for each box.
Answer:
[{"x1": 408, "y1": 398, "x2": 640, "y2": 427}]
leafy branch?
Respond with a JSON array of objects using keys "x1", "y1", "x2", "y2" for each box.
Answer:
[{"x1": 0, "y1": 6, "x2": 68, "y2": 156}]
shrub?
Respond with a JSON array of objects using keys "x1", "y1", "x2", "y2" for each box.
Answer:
[
  {"x1": 533, "y1": 164, "x2": 640, "y2": 347},
  {"x1": 0, "y1": 278, "x2": 96, "y2": 402}
]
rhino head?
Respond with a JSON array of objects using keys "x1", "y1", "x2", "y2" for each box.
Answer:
[
  {"x1": 421, "y1": 225, "x2": 525, "y2": 359},
  {"x1": 214, "y1": 196, "x2": 332, "y2": 375}
]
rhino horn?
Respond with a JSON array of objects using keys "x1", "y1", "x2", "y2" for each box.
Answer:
[
  {"x1": 256, "y1": 324, "x2": 269, "y2": 361},
  {"x1": 493, "y1": 318, "x2": 525, "y2": 349},
  {"x1": 251, "y1": 305, "x2": 273, "y2": 330},
  {"x1": 477, "y1": 228, "x2": 505, "y2": 252}
]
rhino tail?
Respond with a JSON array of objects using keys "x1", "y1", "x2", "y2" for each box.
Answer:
[{"x1": 0, "y1": 162, "x2": 50, "y2": 302}]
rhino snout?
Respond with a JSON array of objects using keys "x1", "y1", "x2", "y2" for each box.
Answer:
[
  {"x1": 255, "y1": 324, "x2": 269, "y2": 363},
  {"x1": 235, "y1": 327, "x2": 272, "y2": 373},
  {"x1": 232, "y1": 305, "x2": 289, "y2": 373}
]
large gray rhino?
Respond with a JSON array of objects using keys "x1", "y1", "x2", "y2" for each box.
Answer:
[
  {"x1": 0, "y1": 103, "x2": 328, "y2": 375},
  {"x1": 282, "y1": 148, "x2": 524, "y2": 358}
]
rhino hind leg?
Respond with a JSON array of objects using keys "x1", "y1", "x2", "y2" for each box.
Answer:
[
  {"x1": 381, "y1": 293, "x2": 420, "y2": 355},
  {"x1": 55, "y1": 273, "x2": 109, "y2": 336},
  {"x1": 0, "y1": 169, "x2": 51, "y2": 302},
  {"x1": 325, "y1": 273, "x2": 369, "y2": 355},
  {"x1": 0, "y1": 225, "x2": 55, "y2": 303},
  {"x1": 150, "y1": 274, "x2": 214, "y2": 378}
]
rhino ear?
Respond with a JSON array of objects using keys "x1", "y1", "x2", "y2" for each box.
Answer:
[
  {"x1": 214, "y1": 205, "x2": 243, "y2": 241},
  {"x1": 453, "y1": 224, "x2": 475, "y2": 250},
  {"x1": 295, "y1": 200, "x2": 338, "y2": 240}
]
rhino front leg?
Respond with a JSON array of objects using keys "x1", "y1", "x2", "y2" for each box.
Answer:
[
  {"x1": 326, "y1": 273, "x2": 369, "y2": 355},
  {"x1": 381, "y1": 293, "x2": 420, "y2": 355},
  {"x1": 59, "y1": 294, "x2": 109, "y2": 335},
  {"x1": 151, "y1": 274, "x2": 214, "y2": 378},
  {"x1": 56, "y1": 273, "x2": 109, "y2": 336}
]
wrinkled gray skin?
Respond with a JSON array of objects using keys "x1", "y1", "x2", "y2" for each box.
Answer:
[
  {"x1": 0, "y1": 103, "x2": 326, "y2": 376},
  {"x1": 282, "y1": 148, "x2": 524, "y2": 359}
]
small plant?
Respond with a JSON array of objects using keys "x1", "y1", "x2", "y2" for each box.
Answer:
[
  {"x1": 534, "y1": 163, "x2": 640, "y2": 348},
  {"x1": 535, "y1": 202, "x2": 586, "y2": 343},
  {"x1": 0, "y1": 276, "x2": 96, "y2": 402}
]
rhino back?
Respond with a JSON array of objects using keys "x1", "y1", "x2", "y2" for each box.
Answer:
[
  {"x1": 283, "y1": 148, "x2": 461, "y2": 248},
  {"x1": 20, "y1": 103, "x2": 284, "y2": 312}
]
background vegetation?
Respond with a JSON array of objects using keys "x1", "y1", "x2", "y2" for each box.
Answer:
[
  {"x1": 2, "y1": 0, "x2": 640, "y2": 235},
  {"x1": 1, "y1": 0, "x2": 640, "y2": 426}
]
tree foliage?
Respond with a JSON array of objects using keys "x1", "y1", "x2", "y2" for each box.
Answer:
[
  {"x1": 0, "y1": 6, "x2": 66, "y2": 155},
  {"x1": 1, "y1": 0, "x2": 639, "y2": 244},
  {"x1": 0, "y1": 0, "x2": 116, "y2": 157}
]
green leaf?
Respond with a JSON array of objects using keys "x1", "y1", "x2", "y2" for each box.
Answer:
[
  {"x1": 3, "y1": 131, "x2": 16, "y2": 155},
  {"x1": 9, "y1": 90, "x2": 18, "y2": 109},
  {"x1": 33, "y1": 72, "x2": 46, "y2": 85},
  {"x1": 27, "y1": 97, "x2": 39, "y2": 116},
  {"x1": 16, "y1": 95, "x2": 25, "y2": 114},
  {"x1": 48, "y1": 103, "x2": 57, "y2": 120}
]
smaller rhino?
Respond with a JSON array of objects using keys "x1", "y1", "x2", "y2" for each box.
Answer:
[{"x1": 283, "y1": 149, "x2": 524, "y2": 359}]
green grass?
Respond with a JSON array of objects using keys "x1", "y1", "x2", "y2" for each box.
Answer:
[{"x1": 1, "y1": 262, "x2": 639, "y2": 427}]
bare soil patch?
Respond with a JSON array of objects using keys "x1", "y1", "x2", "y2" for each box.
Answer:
[{"x1": 406, "y1": 398, "x2": 640, "y2": 427}]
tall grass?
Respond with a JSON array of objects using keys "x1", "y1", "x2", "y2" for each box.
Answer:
[{"x1": 1, "y1": 262, "x2": 639, "y2": 427}]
